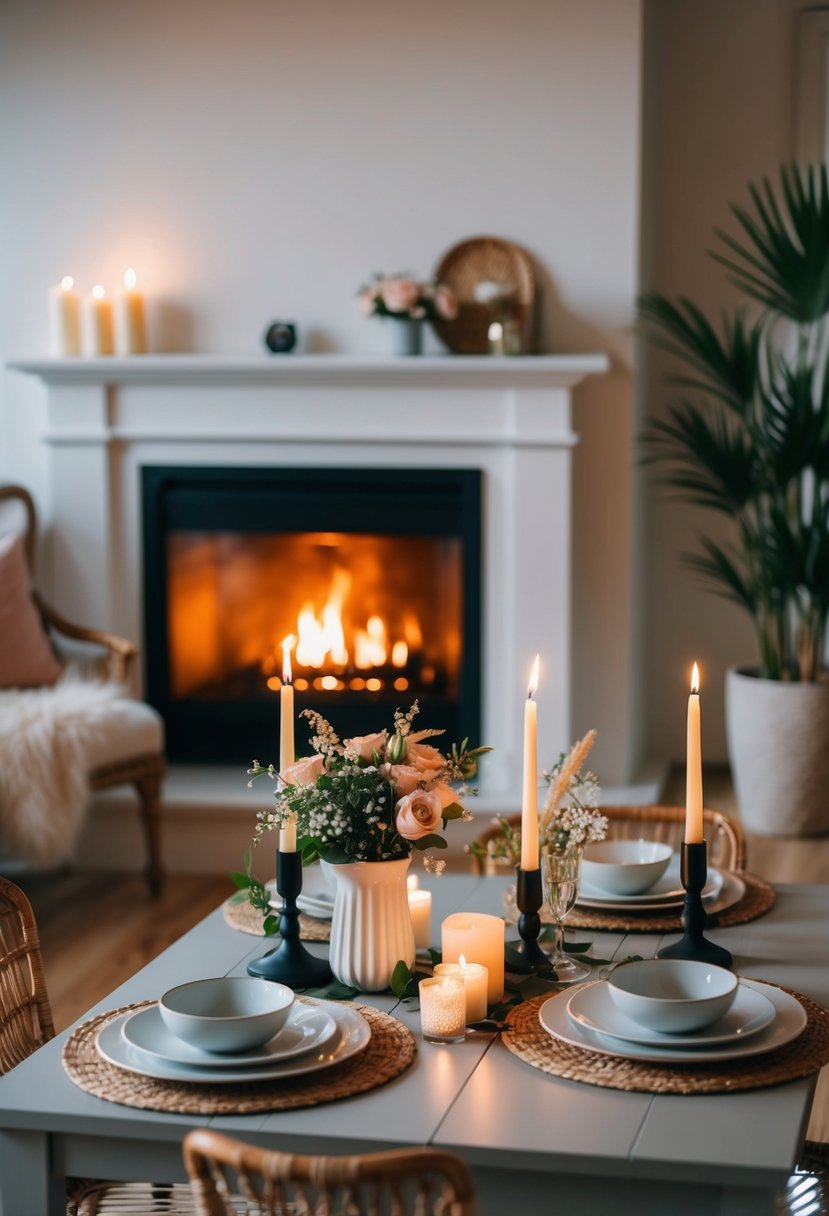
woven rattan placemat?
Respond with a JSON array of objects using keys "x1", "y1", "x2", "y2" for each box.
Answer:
[
  {"x1": 62, "y1": 1000, "x2": 414, "y2": 1115},
  {"x1": 567, "y1": 872, "x2": 775, "y2": 934},
  {"x1": 222, "y1": 897, "x2": 331, "y2": 942},
  {"x1": 503, "y1": 985, "x2": 829, "y2": 1095}
]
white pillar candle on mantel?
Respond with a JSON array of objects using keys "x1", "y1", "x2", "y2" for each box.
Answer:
[
  {"x1": 407, "y1": 874, "x2": 432, "y2": 950},
  {"x1": 520, "y1": 653, "x2": 540, "y2": 870},
  {"x1": 418, "y1": 975, "x2": 466, "y2": 1043},
  {"x1": 441, "y1": 912, "x2": 504, "y2": 1003},
  {"x1": 48, "y1": 276, "x2": 81, "y2": 355},
  {"x1": 279, "y1": 634, "x2": 297, "y2": 853},
  {"x1": 685, "y1": 661, "x2": 704, "y2": 845},
  {"x1": 435, "y1": 955, "x2": 488, "y2": 1023},
  {"x1": 82, "y1": 285, "x2": 114, "y2": 356},
  {"x1": 114, "y1": 268, "x2": 147, "y2": 354}
]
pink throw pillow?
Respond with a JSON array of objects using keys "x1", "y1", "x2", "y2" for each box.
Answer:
[{"x1": 0, "y1": 533, "x2": 64, "y2": 688}]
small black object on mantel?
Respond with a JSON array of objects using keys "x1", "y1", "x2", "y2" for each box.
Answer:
[
  {"x1": 514, "y1": 864, "x2": 548, "y2": 966},
  {"x1": 264, "y1": 321, "x2": 297, "y2": 353},
  {"x1": 656, "y1": 841, "x2": 733, "y2": 969},
  {"x1": 247, "y1": 850, "x2": 332, "y2": 987}
]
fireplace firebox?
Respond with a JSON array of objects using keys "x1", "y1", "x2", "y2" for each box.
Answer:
[{"x1": 142, "y1": 466, "x2": 481, "y2": 763}]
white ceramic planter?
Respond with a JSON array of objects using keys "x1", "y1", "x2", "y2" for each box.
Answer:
[
  {"x1": 725, "y1": 667, "x2": 829, "y2": 836},
  {"x1": 323, "y1": 857, "x2": 416, "y2": 992}
]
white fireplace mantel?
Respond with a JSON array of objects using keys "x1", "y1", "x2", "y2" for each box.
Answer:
[{"x1": 10, "y1": 351, "x2": 609, "y2": 829}]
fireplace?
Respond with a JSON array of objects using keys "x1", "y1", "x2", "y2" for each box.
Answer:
[{"x1": 142, "y1": 465, "x2": 481, "y2": 763}]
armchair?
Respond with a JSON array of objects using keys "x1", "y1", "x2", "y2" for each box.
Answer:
[{"x1": 0, "y1": 484, "x2": 164, "y2": 895}]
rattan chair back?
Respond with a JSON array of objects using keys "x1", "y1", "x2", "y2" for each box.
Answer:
[
  {"x1": 470, "y1": 805, "x2": 746, "y2": 875},
  {"x1": 183, "y1": 1129, "x2": 477, "y2": 1216},
  {"x1": 0, "y1": 877, "x2": 55, "y2": 1073}
]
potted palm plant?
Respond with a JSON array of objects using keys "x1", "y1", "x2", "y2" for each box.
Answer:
[{"x1": 642, "y1": 163, "x2": 829, "y2": 835}]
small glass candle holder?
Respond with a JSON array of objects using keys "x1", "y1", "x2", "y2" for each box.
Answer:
[
  {"x1": 434, "y1": 957, "x2": 489, "y2": 1023},
  {"x1": 419, "y1": 975, "x2": 466, "y2": 1044}
]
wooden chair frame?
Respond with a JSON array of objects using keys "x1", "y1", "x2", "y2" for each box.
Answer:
[
  {"x1": 183, "y1": 1129, "x2": 478, "y2": 1216},
  {"x1": 470, "y1": 804, "x2": 747, "y2": 875},
  {"x1": 0, "y1": 484, "x2": 164, "y2": 895}
]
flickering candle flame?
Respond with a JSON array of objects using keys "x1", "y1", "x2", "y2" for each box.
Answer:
[
  {"x1": 124, "y1": 268, "x2": 137, "y2": 290},
  {"x1": 407, "y1": 874, "x2": 419, "y2": 892},
  {"x1": 281, "y1": 634, "x2": 296, "y2": 684},
  {"x1": 92, "y1": 284, "x2": 105, "y2": 300},
  {"x1": 61, "y1": 275, "x2": 74, "y2": 292},
  {"x1": 528, "y1": 653, "x2": 540, "y2": 699},
  {"x1": 691, "y1": 661, "x2": 700, "y2": 694}
]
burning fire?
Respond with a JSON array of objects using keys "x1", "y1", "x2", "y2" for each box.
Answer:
[{"x1": 264, "y1": 568, "x2": 425, "y2": 693}]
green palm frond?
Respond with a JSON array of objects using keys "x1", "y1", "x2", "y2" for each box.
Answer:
[
  {"x1": 642, "y1": 401, "x2": 757, "y2": 514},
  {"x1": 711, "y1": 165, "x2": 829, "y2": 323}
]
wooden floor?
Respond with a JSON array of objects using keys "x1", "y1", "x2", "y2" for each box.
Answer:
[{"x1": 11, "y1": 763, "x2": 829, "y2": 1144}]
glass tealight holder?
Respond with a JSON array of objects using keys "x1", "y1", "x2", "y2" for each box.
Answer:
[{"x1": 419, "y1": 975, "x2": 466, "y2": 1044}]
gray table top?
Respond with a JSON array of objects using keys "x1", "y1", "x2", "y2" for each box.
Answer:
[{"x1": 0, "y1": 870, "x2": 825, "y2": 1193}]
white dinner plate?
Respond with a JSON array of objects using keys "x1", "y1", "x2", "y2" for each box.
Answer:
[
  {"x1": 539, "y1": 978, "x2": 806, "y2": 1064},
  {"x1": 268, "y1": 891, "x2": 335, "y2": 920},
  {"x1": 121, "y1": 1001, "x2": 337, "y2": 1068},
  {"x1": 566, "y1": 978, "x2": 776, "y2": 1048},
  {"x1": 577, "y1": 856, "x2": 723, "y2": 909},
  {"x1": 97, "y1": 999, "x2": 370, "y2": 1084}
]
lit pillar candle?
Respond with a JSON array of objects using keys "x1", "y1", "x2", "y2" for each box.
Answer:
[
  {"x1": 521, "y1": 654, "x2": 540, "y2": 870},
  {"x1": 685, "y1": 661, "x2": 704, "y2": 844},
  {"x1": 435, "y1": 955, "x2": 488, "y2": 1023},
  {"x1": 48, "y1": 276, "x2": 81, "y2": 355},
  {"x1": 488, "y1": 320, "x2": 505, "y2": 355},
  {"x1": 407, "y1": 873, "x2": 432, "y2": 950},
  {"x1": 114, "y1": 268, "x2": 147, "y2": 354},
  {"x1": 82, "y1": 285, "x2": 114, "y2": 355},
  {"x1": 441, "y1": 912, "x2": 504, "y2": 1003},
  {"x1": 418, "y1": 975, "x2": 466, "y2": 1043},
  {"x1": 279, "y1": 634, "x2": 297, "y2": 852}
]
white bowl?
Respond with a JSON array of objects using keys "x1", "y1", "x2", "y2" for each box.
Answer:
[
  {"x1": 607, "y1": 959, "x2": 738, "y2": 1033},
  {"x1": 580, "y1": 839, "x2": 674, "y2": 895},
  {"x1": 159, "y1": 978, "x2": 294, "y2": 1053}
]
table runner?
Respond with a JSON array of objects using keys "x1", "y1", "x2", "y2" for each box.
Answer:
[
  {"x1": 503, "y1": 985, "x2": 829, "y2": 1095},
  {"x1": 62, "y1": 1000, "x2": 414, "y2": 1115}
]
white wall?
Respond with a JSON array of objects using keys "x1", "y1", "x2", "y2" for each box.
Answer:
[
  {"x1": 0, "y1": 0, "x2": 642, "y2": 782},
  {"x1": 640, "y1": 0, "x2": 804, "y2": 764}
]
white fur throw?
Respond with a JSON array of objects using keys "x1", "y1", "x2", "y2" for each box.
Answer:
[{"x1": 0, "y1": 671, "x2": 122, "y2": 864}]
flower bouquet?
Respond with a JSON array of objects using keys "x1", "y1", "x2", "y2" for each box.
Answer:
[
  {"x1": 246, "y1": 702, "x2": 489, "y2": 990},
  {"x1": 356, "y1": 274, "x2": 458, "y2": 322}
]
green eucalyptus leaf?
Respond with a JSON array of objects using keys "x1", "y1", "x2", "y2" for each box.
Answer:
[
  {"x1": 390, "y1": 960, "x2": 414, "y2": 998},
  {"x1": 262, "y1": 914, "x2": 280, "y2": 936},
  {"x1": 229, "y1": 871, "x2": 251, "y2": 890}
]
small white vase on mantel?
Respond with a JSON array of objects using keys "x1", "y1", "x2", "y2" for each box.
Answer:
[{"x1": 322, "y1": 857, "x2": 416, "y2": 992}]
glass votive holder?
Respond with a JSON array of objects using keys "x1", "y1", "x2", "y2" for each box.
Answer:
[{"x1": 419, "y1": 975, "x2": 466, "y2": 1044}]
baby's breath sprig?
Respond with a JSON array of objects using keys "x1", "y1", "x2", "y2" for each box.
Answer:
[
  {"x1": 300, "y1": 709, "x2": 343, "y2": 760},
  {"x1": 393, "y1": 700, "x2": 420, "y2": 737}
]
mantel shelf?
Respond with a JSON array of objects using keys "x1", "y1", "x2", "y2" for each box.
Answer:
[{"x1": 8, "y1": 352, "x2": 610, "y2": 389}]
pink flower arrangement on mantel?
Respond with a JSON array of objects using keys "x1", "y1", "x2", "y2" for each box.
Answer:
[
  {"x1": 248, "y1": 701, "x2": 488, "y2": 872},
  {"x1": 357, "y1": 273, "x2": 458, "y2": 322}
]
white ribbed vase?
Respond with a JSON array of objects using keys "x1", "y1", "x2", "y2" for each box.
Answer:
[{"x1": 324, "y1": 857, "x2": 416, "y2": 992}]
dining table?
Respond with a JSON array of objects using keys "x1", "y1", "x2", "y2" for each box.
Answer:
[{"x1": 0, "y1": 868, "x2": 826, "y2": 1216}]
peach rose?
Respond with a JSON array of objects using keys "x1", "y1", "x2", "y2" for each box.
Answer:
[
  {"x1": 395, "y1": 787, "x2": 444, "y2": 841},
  {"x1": 381, "y1": 277, "x2": 420, "y2": 314},
  {"x1": 344, "y1": 730, "x2": 388, "y2": 763},
  {"x1": 435, "y1": 285, "x2": 458, "y2": 320},
  {"x1": 280, "y1": 754, "x2": 325, "y2": 787},
  {"x1": 407, "y1": 742, "x2": 445, "y2": 772},
  {"x1": 385, "y1": 763, "x2": 442, "y2": 796}
]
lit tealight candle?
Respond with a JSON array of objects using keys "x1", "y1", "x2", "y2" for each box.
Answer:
[
  {"x1": 407, "y1": 873, "x2": 432, "y2": 951},
  {"x1": 48, "y1": 276, "x2": 81, "y2": 355},
  {"x1": 686, "y1": 661, "x2": 703, "y2": 845},
  {"x1": 521, "y1": 654, "x2": 540, "y2": 870},
  {"x1": 441, "y1": 912, "x2": 504, "y2": 1003},
  {"x1": 435, "y1": 954, "x2": 488, "y2": 1023},
  {"x1": 82, "y1": 285, "x2": 114, "y2": 356},
  {"x1": 114, "y1": 268, "x2": 147, "y2": 354},
  {"x1": 279, "y1": 634, "x2": 297, "y2": 853},
  {"x1": 419, "y1": 975, "x2": 466, "y2": 1043},
  {"x1": 488, "y1": 320, "x2": 505, "y2": 355}
]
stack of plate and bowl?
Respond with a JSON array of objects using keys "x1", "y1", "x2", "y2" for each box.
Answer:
[
  {"x1": 538, "y1": 958, "x2": 807, "y2": 1065},
  {"x1": 95, "y1": 977, "x2": 370, "y2": 1085},
  {"x1": 577, "y1": 840, "x2": 745, "y2": 916}
]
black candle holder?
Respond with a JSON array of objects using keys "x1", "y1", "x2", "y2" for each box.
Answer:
[
  {"x1": 247, "y1": 850, "x2": 333, "y2": 987},
  {"x1": 656, "y1": 841, "x2": 732, "y2": 969},
  {"x1": 514, "y1": 865, "x2": 548, "y2": 967}
]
